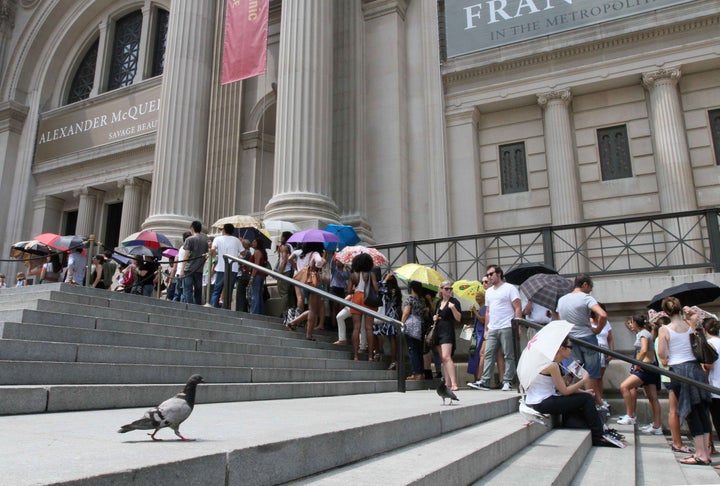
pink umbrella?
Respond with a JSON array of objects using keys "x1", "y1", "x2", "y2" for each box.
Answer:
[{"x1": 334, "y1": 245, "x2": 388, "y2": 267}]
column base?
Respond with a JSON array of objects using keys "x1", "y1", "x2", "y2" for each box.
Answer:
[
  {"x1": 264, "y1": 192, "x2": 339, "y2": 228},
  {"x1": 141, "y1": 214, "x2": 199, "y2": 247}
]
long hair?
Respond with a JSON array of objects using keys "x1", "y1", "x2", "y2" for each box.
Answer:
[{"x1": 300, "y1": 242, "x2": 324, "y2": 258}]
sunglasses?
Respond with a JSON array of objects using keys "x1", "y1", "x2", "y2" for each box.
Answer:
[
  {"x1": 481, "y1": 280, "x2": 489, "y2": 284},
  {"x1": 485, "y1": 271, "x2": 495, "y2": 278},
  {"x1": 441, "y1": 287, "x2": 452, "y2": 290}
]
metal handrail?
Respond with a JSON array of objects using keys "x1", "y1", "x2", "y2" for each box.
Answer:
[
  {"x1": 514, "y1": 318, "x2": 720, "y2": 396},
  {"x1": 223, "y1": 254, "x2": 407, "y2": 392}
]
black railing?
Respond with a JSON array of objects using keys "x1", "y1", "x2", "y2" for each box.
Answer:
[
  {"x1": 375, "y1": 208, "x2": 720, "y2": 280},
  {"x1": 223, "y1": 255, "x2": 407, "y2": 392},
  {"x1": 514, "y1": 318, "x2": 720, "y2": 396}
]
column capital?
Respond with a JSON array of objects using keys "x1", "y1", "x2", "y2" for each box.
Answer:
[
  {"x1": 0, "y1": 100, "x2": 29, "y2": 133},
  {"x1": 73, "y1": 187, "x2": 103, "y2": 199},
  {"x1": 445, "y1": 106, "x2": 479, "y2": 128},
  {"x1": 537, "y1": 89, "x2": 572, "y2": 108},
  {"x1": 362, "y1": 0, "x2": 408, "y2": 21},
  {"x1": 642, "y1": 67, "x2": 681, "y2": 89}
]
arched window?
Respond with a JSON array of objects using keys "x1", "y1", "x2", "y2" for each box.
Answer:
[
  {"x1": 67, "y1": 39, "x2": 98, "y2": 104},
  {"x1": 108, "y1": 10, "x2": 143, "y2": 91},
  {"x1": 151, "y1": 8, "x2": 169, "y2": 77}
]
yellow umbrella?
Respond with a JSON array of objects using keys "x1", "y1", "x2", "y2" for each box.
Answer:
[
  {"x1": 452, "y1": 279, "x2": 485, "y2": 306},
  {"x1": 394, "y1": 263, "x2": 445, "y2": 290},
  {"x1": 212, "y1": 215, "x2": 263, "y2": 230}
]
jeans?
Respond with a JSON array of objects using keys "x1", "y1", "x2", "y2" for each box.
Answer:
[
  {"x1": 406, "y1": 335, "x2": 424, "y2": 375},
  {"x1": 532, "y1": 393, "x2": 604, "y2": 444},
  {"x1": 173, "y1": 277, "x2": 184, "y2": 302},
  {"x1": 481, "y1": 327, "x2": 516, "y2": 385},
  {"x1": 249, "y1": 276, "x2": 265, "y2": 314},
  {"x1": 210, "y1": 271, "x2": 236, "y2": 308},
  {"x1": 235, "y1": 272, "x2": 250, "y2": 312},
  {"x1": 142, "y1": 283, "x2": 154, "y2": 297},
  {"x1": 182, "y1": 272, "x2": 203, "y2": 305}
]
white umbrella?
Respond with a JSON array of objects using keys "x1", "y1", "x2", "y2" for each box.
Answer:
[
  {"x1": 263, "y1": 220, "x2": 301, "y2": 234},
  {"x1": 516, "y1": 320, "x2": 573, "y2": 391}
]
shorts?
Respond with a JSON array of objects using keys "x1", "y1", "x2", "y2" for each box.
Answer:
[
  {"x1": 350, "y1": 291, "x2": 377, "y2": 315},
  {"x1": 630, "y1": 366, "x2": 661, "y2": 390},
  {"x1": 570, "y1": 334, "x2": 602, "y2": 379},
  {"x1": 664, "y1": 381, "x2": 677, "y2": 393}
]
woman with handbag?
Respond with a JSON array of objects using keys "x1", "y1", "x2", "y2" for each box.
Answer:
[
  {"x1": 433, "y1": 280, "x2": 462, "y2": 392},
  {"x1": 616, "y1": 314, "x2": 662, "y2": 433},
  {"x1": 657, "y1": 297, "x2": 713, "y2": 466},
  {"x1": 348, "y1": 253, "x2": 378, "y2": 361},
  {"x1": 402, "y1": 280, "x2": 428, "y2": 380},
  {"x1": 294, "y1": 243, "x2": 325, "y2": 341}
]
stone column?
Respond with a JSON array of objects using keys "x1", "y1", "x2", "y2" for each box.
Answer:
[
  {"x1": 538, "y1": 89, "x2": 584, "y2": 274},
  {"x1": 31, "y1": 195, "x2": 65, "y2": 237},
  {"x1": 143, "y1": 0, "x2": 215, "y2": 238},
  {"x1": 133, "y1": 1, "x2": 153, "y2": 84},
  {"x1": 74, "y1": 188, "x2": 103, "y2": 238},
  {"x1": 90, "y1": 18, "x2": 110, "y2": 97},
  {"x1": 264, "y1": 0, "x2": 338, "y2": 226},
  {"x1": 642, "y1": 68, "x2": 703, "y2": 267},
  {"x1": 118, "y1": 178, "x2": 144, "y2": 241}
]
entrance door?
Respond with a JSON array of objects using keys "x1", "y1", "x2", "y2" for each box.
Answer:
[{"x1": 104, "y1": 202, "x2": 122, "y2": 251}]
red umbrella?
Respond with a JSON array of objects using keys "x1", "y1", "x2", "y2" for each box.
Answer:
[
  {"x1": 121, "y1": 230, "x2": 173, "y2": 250},
  {"x1": 34, "y1": 233, "x2": 62, "y2": 247},
  {"x1": 34, "y1": 233, "x2": 87, "y2": 251},
  {"x1": 334, "y1": 245, "x2": 388, "y2": 267}
]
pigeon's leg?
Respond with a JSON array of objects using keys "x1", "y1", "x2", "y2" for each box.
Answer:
[
  {"x1": 149, "y1": 430, "x2": 163, "y2": 441},
  {"x1": 174, "y1": 428, "x2": 194, "y2": 441}
]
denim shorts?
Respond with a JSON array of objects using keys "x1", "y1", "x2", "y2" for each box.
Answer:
[{"x1": 570, "y1": 334, "x2": 601, "y2": 379}]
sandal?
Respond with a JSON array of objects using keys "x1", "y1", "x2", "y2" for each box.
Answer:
[
  {"x1": 671, "y1": 445, "x2": 695, "y2": 454},
  {"x1": 388, "y1": 362, "x2": 397, "y2": 370},
  {"x1": 333, "y1": 340, "x2": 347, "y2": 345},
  {"x1": 679, "y1": 456, "x2": 711, "y2": 466}
]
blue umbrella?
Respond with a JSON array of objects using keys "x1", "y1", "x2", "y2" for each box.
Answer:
[{"x1": 323, "y1": 224, "x2": 360, "y2": 251}]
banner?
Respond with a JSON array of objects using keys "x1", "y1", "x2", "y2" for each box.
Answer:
[{"x1": 221, "y1": 0, "x2": 269, "y2": 85}]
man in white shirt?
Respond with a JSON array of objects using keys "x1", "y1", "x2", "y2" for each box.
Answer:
[
  {"x1": 209, "y1": 223, "x2": 243, "y2": 308},
  {"x1": 469, "y1": 265, "x2": 522, "y2": 391}
]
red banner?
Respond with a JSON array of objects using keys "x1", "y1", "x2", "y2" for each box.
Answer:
[{"x1": 221, "y1": 0, "x2": 269, "y2": 85}]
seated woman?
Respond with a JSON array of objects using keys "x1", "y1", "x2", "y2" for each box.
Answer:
[{"x1": 525, "y1": 337, "x2": 623, "y2": 448}]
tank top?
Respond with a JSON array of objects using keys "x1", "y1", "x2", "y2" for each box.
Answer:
[
  {"x1": 525, "y1": 372, "x2": 557, "y2": 405},
  {"x1": 666, "y1": 326, "x2": 695, "y2": 366},
  {"x1": 355, "y1": 272, "x2": 366, "y2": 292}
]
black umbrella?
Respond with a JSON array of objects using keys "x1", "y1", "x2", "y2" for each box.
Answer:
[
  {"x1": 519, "y1": 273, "x2": 574, "y2": 311},
  {"x1": 505, "y1": 262, "x2": 558, "y2": 285},
  {"x1": 114, "y1": 245, "x2": 158, "y2": 259},
  {"x1": 647, "y1": 280, "x2": 720, "y2": 311}
]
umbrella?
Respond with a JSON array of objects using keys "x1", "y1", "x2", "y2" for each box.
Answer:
[
  {"x1": 33, "y1": 232, "x2": 62, "y2": 247},
  {"x1": 505, "y1": 262, "x2": 558, "y2": 285},
  {"x1": 50, "y1": 234, "x2": 87, "y2": 251},
  {"x1": 263, "y1": 220, "x2": 301, "y2": 234},
  {"x1": 236, "y1": 227, "x2": 272, "y2": 247},
  {"x1": 517, "y1": 320, "x2": 574, "y2": 391},
  {"x1": 335, "y1": 245, "x2": 388, "y2": 267},
  {"x1": 212, "y1": 215, "x2": 263, "y2": 230},
  {"x1": 647, "y1": 280, "x2": 720, "y2": 311},
  {"x1": 452, "y1": 279, "x2": 485, "y2": 306},
  {"x1": 162, "y1": 248, "x2": 179, "y2": 258},
  {"x1": 111, "y1": 253, "x2": 132, "y2": 266},
  {"x1": 323, "y1": 224, "x2": 360, "y2": 251},
  {"x1": 394, "y1": 263, "x2": 446, "y2": 290},
  {"x1": 287, "y1": 229, "x2": 341, "y2": 244},
  {"x1": 10, "y1": 240, "x2": 53, "y2": 258},
  {"x1": 114, "y1": 245, "x2": 158, "y2": 258},
  {"x1": 519, "y1": 273, "x2": 574, "y2": 311},
  {"x1": 121, "y1": 230, "x2": 173, "y2": 250}
]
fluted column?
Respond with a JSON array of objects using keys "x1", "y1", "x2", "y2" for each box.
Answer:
[
  {"x1": 538, "y1": 90, "x2": 584, "y2": 274},
  {"x1": 31, "y1": 195, "x2": 65, "y2": 237},
  {"x1": 118, "y1": 178, "x2": 144, "y2": 241},
  {"x1": 642, "y1": 68, "x2": 703, "y2": 267},
  {"x1": 143, "y1": 0, "x2": 215, "y2": 238},
  {"x1": 74, "y1": 188, "x2": 103, "y2": 237},
  {"x1": 264, "y1": 0, "x2": 338, "y2": 226}
]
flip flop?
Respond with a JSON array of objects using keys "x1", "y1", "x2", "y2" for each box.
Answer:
[
  {"x1": 671, "y1": 445, "x2": 695, "y2": 454},
  {"x1": 679, "y1": 456, "x2": 711, "y2": 466}
]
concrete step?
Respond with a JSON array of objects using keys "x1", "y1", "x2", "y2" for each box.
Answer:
[
  {"x1": 0, "y1": 391, "x2": 519, "y2": 485},
  {"x1": 290, "y1": 412, "x2": 548, "y2": 485},
  {"x1": 480, "y1": 428, "x2": 590, "y2": 485},
  {"x1": 571, "y1": 423, "x2": 635, "y2": 485},
  {"x1": 0, "y1": 339, "x2": 380, "y2": 371}
]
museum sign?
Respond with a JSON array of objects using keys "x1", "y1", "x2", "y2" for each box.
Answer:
[
  {"x1": 35, "y1": 84, "x2": 161, "y2": 162},
  {"x1": 445, "y1": 0, "x2": 696, "y2": 58}
]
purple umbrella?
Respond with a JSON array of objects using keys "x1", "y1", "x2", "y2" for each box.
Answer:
[{"x1": 287, "y1": 229, "x2": 341, "y2": 244}]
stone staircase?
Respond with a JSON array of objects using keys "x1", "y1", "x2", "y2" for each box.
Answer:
[{"x1": 0, "y1": 284, "x2": 719, "y2": 485}]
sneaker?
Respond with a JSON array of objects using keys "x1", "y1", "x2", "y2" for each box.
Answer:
[
  {"x1": 616, "y1": 415, "x2": 636, "y2": 425},
  {"x1": 468, "y1": 381, "x2": 491, "y2": 390},
  {"x1": 602, "y1": 399, "x2": 610, "y2": 409},
  {"x1": 501, "y1": 382, "x2": 512, "y2": 392},
  {"x1": 640, "y1": 424, "x2": 663, "y2": 435},
  {"x1": 600, "y1": 433, "x2": 626, "y2": 448},
  {"x1": 604, "y1": 427, "x2": 626, "y2": 441}
]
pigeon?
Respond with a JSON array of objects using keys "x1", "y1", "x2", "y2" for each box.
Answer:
[
  {"x1": 518, "y1": 398, "x2": 550, "y2": 427},
  {"x1": 118, "y1": 374, "x2": 205, "y2": 441},
  {"x1": 436, "y1": 382, "x2": 459, "y2": 405}
]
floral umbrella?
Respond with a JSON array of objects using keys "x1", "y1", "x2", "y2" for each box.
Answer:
[{"x1": 334, "y1": 245, "x2": 388, "y2": 267}]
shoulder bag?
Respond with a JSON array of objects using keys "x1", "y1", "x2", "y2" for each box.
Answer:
[
  {"x1": 363, "y1": 273, "x2": 382, "y2": 307},
  {"x1": 690, "y1": 325, "x2": 718, "y2": 364},
  {"x1": 294, "y1": 266, "x2": 319, "y2": 288}
]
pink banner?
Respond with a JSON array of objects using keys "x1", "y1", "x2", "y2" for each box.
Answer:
[{"x1": 221, "y1": 0, "x2": 269, "y2": 85}]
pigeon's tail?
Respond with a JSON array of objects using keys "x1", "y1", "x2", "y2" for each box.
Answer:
[{"x1": 118, "y1": 417, "x2": 156, "y2": 433}]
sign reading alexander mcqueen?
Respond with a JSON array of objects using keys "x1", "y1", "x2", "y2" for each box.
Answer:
[
  {"x1": 444, "y1": 0, "x2": 695, "y2": 58},
  {"x1": 35, "y1": 84, "x2": 161, "y2": 162}
]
